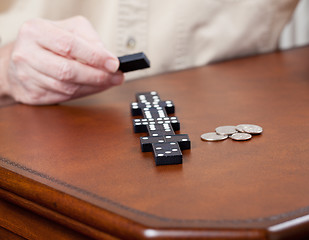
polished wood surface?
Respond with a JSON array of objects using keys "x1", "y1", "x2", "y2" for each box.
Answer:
[
  {"x1": 0, "y1": 198, "x2": 93, "y2": 240},
  {"x1": 1, "y1": 46, "x2": 309, "y2": 239},
  {"x1": 0, "y1": 226, "x2": 27, "y2": 240}
]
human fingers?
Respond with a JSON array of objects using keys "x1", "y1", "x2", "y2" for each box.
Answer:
[
  {"x1": 15, "y1": 60, "x2": 80, "y2": 96},
  {"x1": 20, "y1": 44, "x2": 121, "y2": 87},
  {"x1": 69, "y1": 71, "x2": 124, "y2": 100},
  {"x1": 16, "y1": 82, "x2": 72, "y2": 105},
  {"x1": 55, "y1": 16, "x2": 120, "y2": 72},
  {"x1": 56, "y1": 16, "x2": 109, "y2": 57},
  {"x1": 20, "y1": 18, "x2": 119, "y2": 72},
  {"x1": 9, "y1": 57, "x2": 123, "y2": 105},
  {"x1": 25, "y1": 63, "x2": 124, "y2": 100},
  {"x1": 8, "y1": 65, "x2": 72, "y2": 105},
  {"x1": 7, "y1": 54, "x2": 77, "y2": 104},
  {"x1": 56, "y1": 16, "x2": 102, "y2": 44}
]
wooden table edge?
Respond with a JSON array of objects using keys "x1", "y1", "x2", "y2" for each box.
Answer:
[
  {"x1": 2, "y1": 162, "x2": 309, "y2": 239},
  {"x1": 0, "y1": 166, "x2": 270, "y2": 239}
]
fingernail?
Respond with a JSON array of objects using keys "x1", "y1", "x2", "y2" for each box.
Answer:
[
  {"x1": 110, "y1": 73, "x2": 124, "y2": 85},
  {"x1": 105, "y1": 59, "x2": 119, "y2": 73}
]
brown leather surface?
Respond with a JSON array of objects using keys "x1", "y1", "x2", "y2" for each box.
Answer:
[{"x1": 1, "y1": 46, "x2": 309, "y2": 239}]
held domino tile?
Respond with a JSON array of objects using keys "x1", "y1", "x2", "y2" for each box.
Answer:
[{"x1": 118, "y1": 52, "x2": 150, "y2": 73}]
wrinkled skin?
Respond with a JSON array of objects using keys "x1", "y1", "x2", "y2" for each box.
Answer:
[{"x1": 0, "y1": 16, "x2": 124, "y2": 105}]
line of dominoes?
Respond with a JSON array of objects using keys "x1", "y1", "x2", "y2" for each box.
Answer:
[{"x1": 131, "y1": 91, "x2": 190, "y2": 165}]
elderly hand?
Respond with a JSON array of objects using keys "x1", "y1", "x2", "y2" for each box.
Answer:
[{"x1": 1, "y1": 16, "x2": 124, "y2": 105}]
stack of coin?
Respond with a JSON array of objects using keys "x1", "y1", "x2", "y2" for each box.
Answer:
[{"x1": 201, "y1": 124, "x2": 263, "y2": 142}]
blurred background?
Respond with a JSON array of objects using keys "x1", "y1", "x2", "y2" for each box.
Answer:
[{"x1": 280, "y1": 0, "x2": 309, "y2": 49}]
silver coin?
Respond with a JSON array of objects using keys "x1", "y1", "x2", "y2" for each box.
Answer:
[
  {"x1": 215, "y1": 126, "x2": 237, "y2": 135},
  {"x1": 201, "y1": 132, "x2": 228, "y2": 141},
  {"x1": 236, "y1": 124, "x2": 263, "y2": 134},
  {"x1": 230, "y1": 132, "x2": 252, "y2": 141}
]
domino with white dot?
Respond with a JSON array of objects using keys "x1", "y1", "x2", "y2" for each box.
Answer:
[
  {"x1": 131, "y1": 91, "x2": 190, "y2": 166},
  {"x1": 133, "y1": 117, "x2": 180, "y2": 133},
  {"x1": 153, "y1": 142, "x2": 182, "y2": 165}
]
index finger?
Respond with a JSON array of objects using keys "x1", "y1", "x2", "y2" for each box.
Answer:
[
  {"x1": 56, "y1": 16, "x2": 103, "y2": 46},
  {"x1": 33, "y1": 19, "x2": 119, "y2": 73}
]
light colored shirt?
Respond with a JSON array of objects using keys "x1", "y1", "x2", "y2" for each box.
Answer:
[{"x1": 0, "y1": 0, "x2": 299, "y2": 79}]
